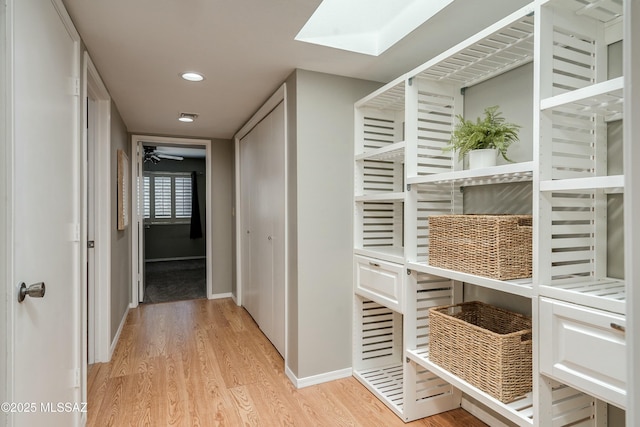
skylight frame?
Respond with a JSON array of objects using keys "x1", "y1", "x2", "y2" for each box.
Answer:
[{"x1": 295, "y1": 0, "x2": 455, "y2": 56}]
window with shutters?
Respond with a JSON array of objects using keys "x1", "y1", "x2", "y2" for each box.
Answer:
[{"x1": 142, "y1": 172, "x2": 192, "y2": 223}]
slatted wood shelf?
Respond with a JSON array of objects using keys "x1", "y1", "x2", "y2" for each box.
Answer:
[
  {"x1": 540, "y1": 77, "x2": 624, "y2": 120},
  {"x1": 355, "y1": 192, "x2": 405, "y2": 202},
  {"x1": 540, "y1": 175, "x2": 624, "y2": 192},
  {"x1": 540, "y1": 278, "x2": 626, "y2": 315},
  {"x1": 407, "y1": 348, "x2": 534, "y2": 427},
  {"x1": 356, "y1": 80, "x2": 406, "y2": 112},
  {"x1": 411, "y1": 5, "x2": 535, "y2": 88},
  {"x1": 407, "y1": 262, "x2": 533, "y2": 298},
  {"x1": 543, "y1": 0, "x2": 623, "y2": 24},
  {"x1": 353, "y1": 364, "x2": 405, "y2": 419},
  {"x1": 408, "y1": 348, "x2": 598, "y2": 427},
  {"x1": 407, "y1": 161, "x2": 534, "y2": 187},
  {"x1": 356, "y1": 141, "x2": 405, "y2": 162}
]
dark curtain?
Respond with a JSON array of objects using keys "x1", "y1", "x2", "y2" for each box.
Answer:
[{"x1": 190, "y1": 171, "x2": 203, "y2": 239}]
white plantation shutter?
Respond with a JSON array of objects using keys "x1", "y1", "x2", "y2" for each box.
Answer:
[
  {"x1": 174, "y1": 176, "x2": 192, "y2": 218},
  {"x1": 143, "y1": 172, "x2": 193, "y2": 222},
  {"x1": 154, "y1": 176, "x2": 172, "y2": 219},
  {"x1": 143, "y1": 176, "x2": 150, "y2": 219}
]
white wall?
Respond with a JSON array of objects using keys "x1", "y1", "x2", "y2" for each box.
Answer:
[
  {"x1": 110, "y1": 103, "x2": 131, "y2": 341},
  {"x1": 0, "y1": 3, "x2": 8, "y2": 414},
  {"x1": 288, "y1": 70, "x2": 382, "y2": 379},
  {"x1": 210, "y1": 138, "x2": 234, "y2": 295}
]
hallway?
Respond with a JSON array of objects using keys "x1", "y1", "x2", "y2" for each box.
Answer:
[{"x1": 87, "y1": 298, "x2": 487, "y2": 426}]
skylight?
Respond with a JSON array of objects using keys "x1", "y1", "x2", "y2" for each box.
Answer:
[{"x1": 295, "y1": 0, "x2": 455, "y2": 56}]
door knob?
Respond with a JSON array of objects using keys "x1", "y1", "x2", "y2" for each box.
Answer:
[{"x1": 17, "y1": 282, "x2": 46, "y2": 303}]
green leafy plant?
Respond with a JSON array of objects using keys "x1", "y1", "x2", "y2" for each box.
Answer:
[{"x1": 444, "y1": 105, "x2": 521, "y2": 162}]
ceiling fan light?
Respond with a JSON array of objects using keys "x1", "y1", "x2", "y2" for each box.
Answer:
[
  {"x1": 181, "y1": 72, "x2": 205, "y2": 82},
  {"x1": 179, "y1": 112, "x2": 197, "y2": 123}
]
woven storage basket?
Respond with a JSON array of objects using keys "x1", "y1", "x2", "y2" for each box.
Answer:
[
  {"x1": 428, "y1": 214, "x2": 532, "y2": 280},
  {"x1": 429, "y1": 301, "x2": 532, "y2": 403}
]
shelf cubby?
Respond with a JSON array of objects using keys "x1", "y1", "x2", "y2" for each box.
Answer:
[
  {"x1": 352, "y1": 296, "x2": 459, "y2": 422},
  {"x1": 540, "y1": 277, "x2": 625, "y2": 315},
  {"x1": 408, "y1": 262, "x2": 533, "y2": 298}
]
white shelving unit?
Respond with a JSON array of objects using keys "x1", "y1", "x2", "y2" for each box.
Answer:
[{"x1": 353, "y1": 0, "x2": 634, "y2": 425}]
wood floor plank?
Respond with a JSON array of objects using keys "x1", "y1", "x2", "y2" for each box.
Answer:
[{"x1": 88, "y1": 298, "x2": 487, "y2": 427}]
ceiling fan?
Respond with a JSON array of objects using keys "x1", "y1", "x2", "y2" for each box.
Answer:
[{"x1": 143, "y1": 145, "x2": 184, "y2": 163}]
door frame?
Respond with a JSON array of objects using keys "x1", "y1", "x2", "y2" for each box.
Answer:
[
  {"x1": 82, "y1": 53, "x2": 111, "y2": 364},
  {"x1": 130, "y1": 135, "x2": 213, "y2": 306},
  {"x1": 1, "y1": 0, "x2": 11, "y2": 417}
]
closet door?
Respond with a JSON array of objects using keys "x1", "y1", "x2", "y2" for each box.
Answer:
[
  {"x1": 239, "y1": 101, "x2": 285, "y2": 357},
  {"x1": 240, "y1": 131, "x2": 259, "y2": 321},
  {"x1": 254, "y1": 112, "x2": 274, "y2": 340},
  {"x1": 266, "y1": 102, "x2": 285, "y2": 355}
]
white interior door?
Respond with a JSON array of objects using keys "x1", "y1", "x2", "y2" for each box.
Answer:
[
  {"x1": 240, "y1": 133, "x2": 259, "y2": 320},
  {"x1": 10, "y1": 0, "x2": 82, "y2": 425},
  {"x1": 268, "y1": 101, "x2": 286, "y2": 355},
  {"x1": 255, "y1": 113, "x2": 274, "y2": 338},
  {"x1": 239, "y1": 102, "x2": 285, "y2": 357}
]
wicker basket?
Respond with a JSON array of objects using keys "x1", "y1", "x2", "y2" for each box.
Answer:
[
  {"x1": 428, "y1": 214, "x2": 532, "y2": 280},
  {"x1": 429, "y1": 301, "x2": 532, "y2": 403}
]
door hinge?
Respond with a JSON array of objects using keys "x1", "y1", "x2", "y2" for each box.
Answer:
[
  {"x1": 69, "y1": 77, "x2": 80, "y2": 96},
  {"x1": 70, "y1": 223, "x2": 81, "y2": 242},
  {"x1": 87, "y1": 240, "x2": 95, "y2": 249},
  {"x1": 72, "y1": 368, "x2": 80, "y2": 388}
]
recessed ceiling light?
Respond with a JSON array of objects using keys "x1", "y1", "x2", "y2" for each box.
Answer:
[
  {"x1": 178, "y1": 112, "x2": 198, "y2": 123},
  {"x1": 181, "y1": 72, "x2": 205, "y2": 82}
]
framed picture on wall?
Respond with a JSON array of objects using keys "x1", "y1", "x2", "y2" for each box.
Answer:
[{"x1": 117, "y1": 149, "x2": 129, "y2": 230}]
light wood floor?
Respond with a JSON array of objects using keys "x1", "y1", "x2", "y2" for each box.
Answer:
[{"x1": 88, "y1": 298, "x2": 487, "y2": 427}]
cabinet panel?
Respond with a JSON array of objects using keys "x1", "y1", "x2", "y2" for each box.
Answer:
[
  {"x1": 540, "y1": 298, "x2": 626, "y2": 408},
  {"x1": 355, "y1": 255, "x2": 404, "y2": 312}
]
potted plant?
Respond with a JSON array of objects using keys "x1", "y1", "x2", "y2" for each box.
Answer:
[{"x1": 445, "y1": 105, "x2": 521, "y2": 169}]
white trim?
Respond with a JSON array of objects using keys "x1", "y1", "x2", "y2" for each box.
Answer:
[
  {"x1": 1, "y1": 1, "x2": 12, "y2": 423},
  {"x1": 233, "y1": 136, "x2": 241, "y2": 307},
  {"x1": 54, "y1": 1, "x2": 84, "y2": 424},
  {"x1": 130, "y1": 135, "x2": 213, "y2": 305},
  {"x1": 109, "y1": 307, "x2": 129, "y2": 359},
  {"x1": 234, "y1": 85, "x2": 286, "y2": 141},
  {"x1": 285, "y1": 366, "x2": 352, "y2": 389},
  {"x1": 83, "y1": 52, "x2": 112, "y2": 367},
  {"x1": 210, "y1": 292, "x2": 233, "y2": 300}
]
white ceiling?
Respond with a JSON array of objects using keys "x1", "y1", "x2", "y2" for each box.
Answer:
[{"x1": 62, "y1": 0, "x2": 530, "y2": 140}]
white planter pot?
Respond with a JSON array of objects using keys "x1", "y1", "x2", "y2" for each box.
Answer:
[{"x1": 468, "y1": 148, "x2": 497, "y2": 170}]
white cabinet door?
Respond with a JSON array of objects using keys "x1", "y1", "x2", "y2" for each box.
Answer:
[
  {"x1": 540, "y1": 298, "x2": 626, "y2": 408},
  {"x1": 354, "y1": 255, "x2": 404, "y2": 313}
]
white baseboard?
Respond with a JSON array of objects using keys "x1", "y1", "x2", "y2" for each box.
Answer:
[
  {"x1": 109, "y1": 306, "x2": 130, "y2": 360},
  {"x1": 285, "y1": 365, "x2": 352, "y2": 389},
  {"x1": 209, "y1": 292, "x2": 233, "y2": 300},
  {"x1": 461, "y1": 396, "x2": 511, "y2": 427},
  {"x1": 231, "y1": 293, "x2": 238, "y2": 305}
]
